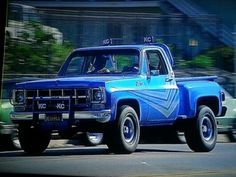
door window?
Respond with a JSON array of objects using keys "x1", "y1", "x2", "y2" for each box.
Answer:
[{"x1": 146, "y1": 50, "x2": 168, "y2": 75}]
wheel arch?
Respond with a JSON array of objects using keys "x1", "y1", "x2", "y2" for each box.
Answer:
[
  {"x1": 117, "y1": 99, "x2": 140, "y2": 120},
  {"x1": 197, "y1": 96, "x2": 219, "y2": 116}
]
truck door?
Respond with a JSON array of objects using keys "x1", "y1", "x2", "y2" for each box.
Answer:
[{"x1": 145, "y1": 49, "x2": 179, "y2": 123}]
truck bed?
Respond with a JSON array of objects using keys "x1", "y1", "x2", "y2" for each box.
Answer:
[
  {"x1": 176, "y1": 75, "x2": 222, "y2": 118},
  {"x1": 176, "y1": 76, "x2": 217, "y2": 82}
]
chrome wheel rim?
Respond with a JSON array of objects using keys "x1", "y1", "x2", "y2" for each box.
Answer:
[
  {"x1": 201, "y1": 116, "x2": 213, "y2": 141},
  {"x1": 123, "y1": 116, "x2": 135, "y2": 143}
]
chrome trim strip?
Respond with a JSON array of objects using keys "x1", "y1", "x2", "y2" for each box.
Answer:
[
  {"x1": 11, "y1": 112, "x2": 70, "y2": 120},
  {"x1": 33, "y1": 96, "x2": 71, "y2": 99},
  {"x1": 74, "y1": 109, "x2": 111, "y2": 123}
]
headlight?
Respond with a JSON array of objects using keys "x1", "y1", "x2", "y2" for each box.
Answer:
[
  {"x1": 11, "y1": 90, "x2": 25, "y2": 105},
  {"x1": 94, "y1": 90, "x2": 103, "y2": 101},
  {"x1": 92, "y1": 88, "x2": 106, "y2": 103}
]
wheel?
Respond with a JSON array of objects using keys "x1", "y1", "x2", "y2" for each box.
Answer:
[
  {"x1": 18, "y1": 125, "x2": 51, "y2": 154},
  {"x1": 184, "y1": 105, "x2": 217, "y2": 152},
  {"x1": 105, "y1": 105, "x2": 140, "y2": 154},
  {"x1": 227, "y1": 129, "x2": 236, "y2": 142},
  {"x1": 83, "y1": 132, "x2": 104, "y2": 146}
]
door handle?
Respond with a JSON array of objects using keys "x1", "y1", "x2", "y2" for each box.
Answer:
[{"x1": 165, "y1": 77, "x2": 173, "y2": 82}]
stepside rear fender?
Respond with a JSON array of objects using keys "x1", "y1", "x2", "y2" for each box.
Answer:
[{"x1": 177, "y1": 81, "x2": 223, "y2": 118}]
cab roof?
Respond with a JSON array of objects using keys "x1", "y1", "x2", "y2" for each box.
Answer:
[{"x1": 73, "y1": 44, "x2": 162, "y2": 52}]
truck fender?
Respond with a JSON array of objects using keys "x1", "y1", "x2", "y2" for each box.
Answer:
[{"x1": 110, "y1": 93, "x2": 143, "y2": 122}]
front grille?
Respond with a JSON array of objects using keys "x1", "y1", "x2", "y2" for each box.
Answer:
[
  {"x1": 25, "y1": 89, "x2": 88, "y2": 98},
  {"x1": 24, "y1": 89, "x2": 89, "y2": 111}
]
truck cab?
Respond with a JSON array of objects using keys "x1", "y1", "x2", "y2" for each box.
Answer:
[{"x1": 10, "y1": 42, "x2": 225, "y2": 154}]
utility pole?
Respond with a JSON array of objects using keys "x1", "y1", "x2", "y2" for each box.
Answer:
[
  {"x1": 0, "y1": 0, "x2": 8, "y2": 99},
  {"x1": 234, "y1": 24, "x2": 236, "y2": 98}
]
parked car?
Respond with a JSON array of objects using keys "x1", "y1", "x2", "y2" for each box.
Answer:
[
  {"x1": 1, "y1": 77, "x2": 46, "y2": 150},
  {"x1": 217, "y1": 88, "x2": 236, "y2": 142},
  {"x1": 0, "y1": 83, "x2": 18, "y2": 150}
]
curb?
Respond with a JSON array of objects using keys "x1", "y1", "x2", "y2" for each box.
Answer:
[
  {"x1": 48, "y1": 139, "x2": 80, "y2": 148},
  {"x1": 48, "y1": 134, "x2": 231, "y2": 148}
]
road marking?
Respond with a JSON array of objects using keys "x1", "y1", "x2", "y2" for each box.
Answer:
[{"x1": 141, "y1": 161, "x2": 151, "y2": 166}]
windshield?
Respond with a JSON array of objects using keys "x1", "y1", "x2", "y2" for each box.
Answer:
[{"x1": 61, "y1": 49, "x2": 140, "y2": 76}]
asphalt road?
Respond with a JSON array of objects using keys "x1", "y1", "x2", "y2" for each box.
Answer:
[{"x1": 0, "y1": 142, "x2": 236, "y2": 177}]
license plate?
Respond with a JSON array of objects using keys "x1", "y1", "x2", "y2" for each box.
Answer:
[
  {"x1": 35, "y1": 100, "x2": 69, "y2": 111},
  {"x1": 45, "y1": 114, "x2": 62, "y2": 122}
]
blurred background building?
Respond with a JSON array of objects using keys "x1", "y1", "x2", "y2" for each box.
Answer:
[
  {"x1": 5, "y1": 0, "x2": 236, "y2": 96},
  {"x1": 10, "y1": 0, "x2": 236, "y2": 56}
]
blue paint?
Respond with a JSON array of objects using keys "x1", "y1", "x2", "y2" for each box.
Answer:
[{"x1": 12, "y1": 44, "x2": 224, "y2": 129}]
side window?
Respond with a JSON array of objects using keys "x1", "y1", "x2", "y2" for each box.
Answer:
[{"x1": 146, "y1": 50, "x2": 168, "y2": 75}]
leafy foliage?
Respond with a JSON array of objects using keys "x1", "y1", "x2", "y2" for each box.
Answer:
[
  {"x1": 176, "y1": 46, "x2": 233, "y2": 71},
  {"x1": 4, "y1": 22, "x2": 73, "y2": 75},
  {"x1": 206, "y1": 47, "x2": 234, "y2": 72},
  {"x1": 185, "y1": 55, "x2": 214, "y2": 69},
  {"x1": 116, "y1": 55, "x2": 132, "y2": 69}
]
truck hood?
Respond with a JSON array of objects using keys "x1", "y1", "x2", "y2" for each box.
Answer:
[{"x1": 15, "y1": 75, "x2": 139, "y2": 89}]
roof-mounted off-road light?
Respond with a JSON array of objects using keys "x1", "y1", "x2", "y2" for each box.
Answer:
[
  {"x1": 144, "y1": 36, "x2": 155, "y2": 44},
  {"x1": 102, "y1": 38, "x2": 123, "y2": 46},
  {"x1": 103, "y1": 38, "x2": 112, "y2": 46}
]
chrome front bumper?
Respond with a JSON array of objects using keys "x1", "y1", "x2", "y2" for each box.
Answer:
[{"x1": 10, "y1": 109, "x2": 111, "y2": 123}]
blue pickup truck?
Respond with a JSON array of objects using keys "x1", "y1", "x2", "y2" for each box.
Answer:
[{"x1": 10, "y1": 41, "x2": 226, "y2": 154}]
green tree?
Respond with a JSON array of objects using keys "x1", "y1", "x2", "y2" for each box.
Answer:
[
  {"x1": 186, "y1": 55, "x2": 214, "y2": 69},
  {"x1": 206, "y1": 47, "x2": 234, "y2": 72},
  {"x1": 4, "y1": 22, "x2": 73, "y2": 76}
]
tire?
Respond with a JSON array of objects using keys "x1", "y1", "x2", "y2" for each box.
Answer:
[
  {"x1": 105, "y1": 105, "x2": 140, "y2": 154},
  {"x1": 184, "y1": 105, "x2": 217, "y2": 152},
  {"x1": 227, "y1": 129, "x2": 236, "y2": 142},
  {"x1": 18, "y1": 125, "x2": 51, "y2": 154},
  {"x1": 83, "y1": 132, "x2": 104, "y2": 146}
]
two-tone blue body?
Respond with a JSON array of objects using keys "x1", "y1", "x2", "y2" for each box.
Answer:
[{"x1": 11, "y1": 44, "x2": 224, "y2": 131}]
